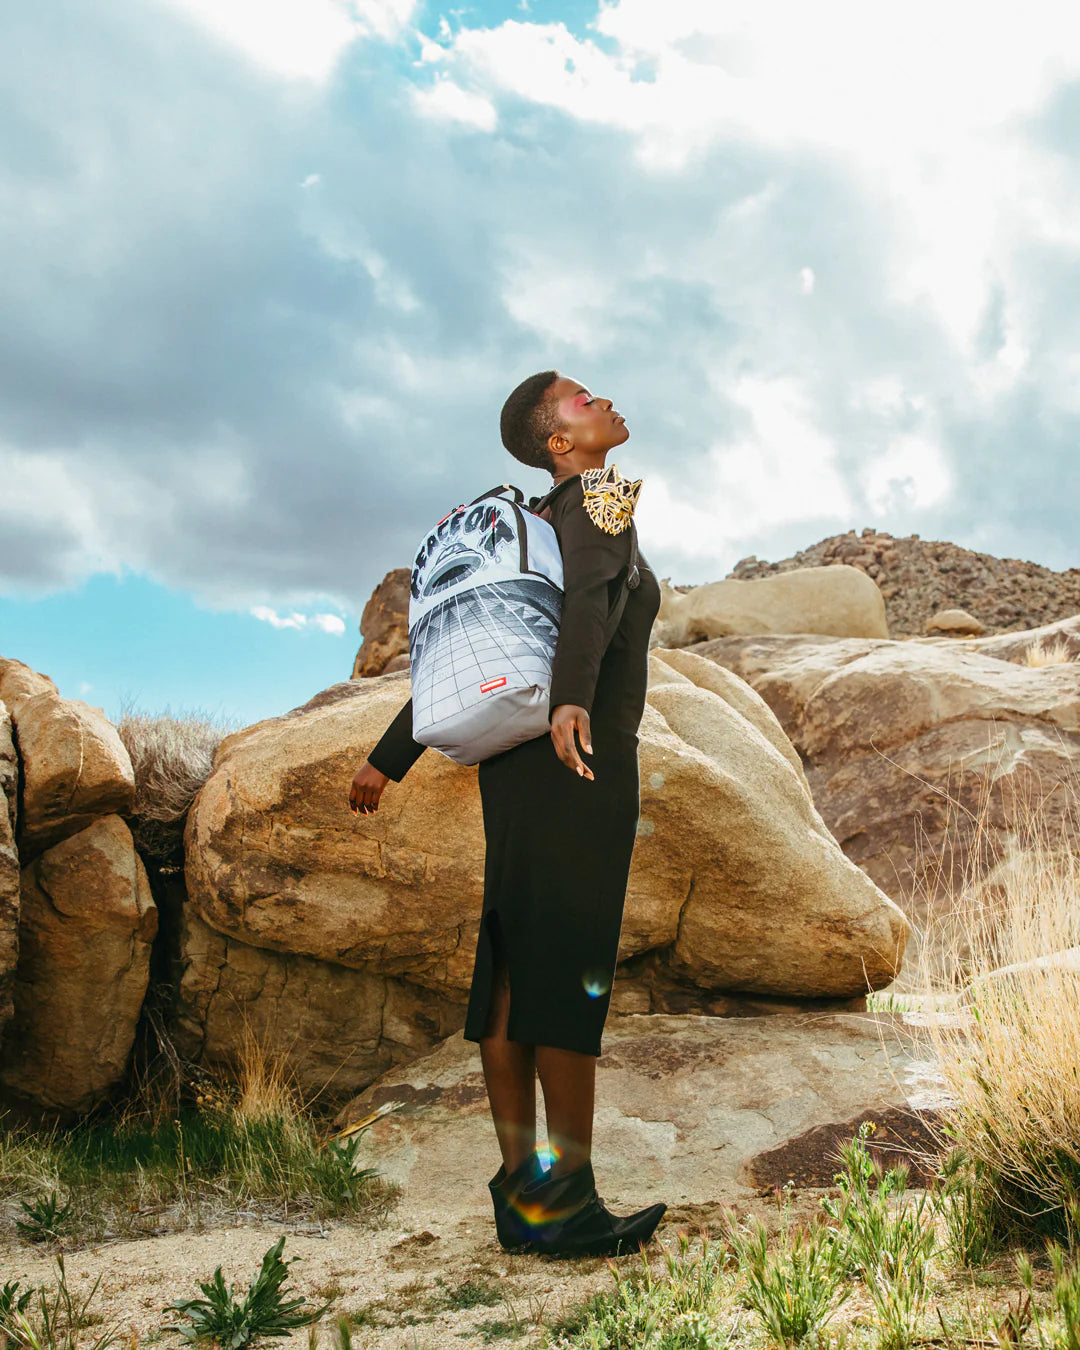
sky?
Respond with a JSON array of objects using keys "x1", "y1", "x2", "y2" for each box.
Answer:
[{"x1": 1, "y1": 0, "x2": 1079, "y2": 725}]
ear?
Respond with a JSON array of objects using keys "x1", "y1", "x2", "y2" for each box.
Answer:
[{"x1": 548, "y1": 429, "x2": 573, "y2": 456}]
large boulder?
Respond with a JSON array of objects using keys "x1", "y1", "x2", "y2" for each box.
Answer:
[
  {"x1": 11, "y1": 689, "x2": 136, "y2": 861},
  {"x1": 926, "y1": 608, "x2": 985, "y2": 637},
  {"x1": 653, "y1": 565, "x2": 889, "y2": 649},
  {"x1": 0, "y1": 816, "x2": 158, "y2": 1114},
  {"x1": 695, "y1": 631, "x2": 1080, "y2": 920},
  {"x1": 336, "y1": 1013, "x2": 944, "y2": 1213},
  {"x1": 351, "y1": 568, "x2": 411, "y2": 678},
  {"x1": 0, "y1": 658, "x2": 58, "y2": 716},
  {"x1": 0, "y1": 703, "x2": 18, "y2": 1042},
  {"x1": 175, "y1": 911, "x2": 465, "y2": 1094},
  {"x1": 183, "y1": 655, "x2": 908, "y2": 1081}
]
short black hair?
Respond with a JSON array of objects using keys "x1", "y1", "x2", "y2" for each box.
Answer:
[{"x1": 500, "y1": 370, "x2": 562, "y2": 475}]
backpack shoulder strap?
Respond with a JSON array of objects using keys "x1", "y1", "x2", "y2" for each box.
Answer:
[{"x1": 468, "y1": 482, "x2": 525, "y2": 507}]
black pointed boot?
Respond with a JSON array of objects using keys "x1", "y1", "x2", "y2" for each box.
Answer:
[
  {"x1": 488, "y1": 1150, "x2": 546, "y2": 1251},
  {"x1": 515, "y1": 1160, "x2": 666, "y2": 1258}
]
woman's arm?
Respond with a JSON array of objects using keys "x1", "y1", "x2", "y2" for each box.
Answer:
[
  {"x1": 547, "y1": 492, "x2": 634, "y2": 778},
  {"x1": 548, "y1": 499, "x2": 634, "y2": 715},
  {"x1": 349, "y1": 693, "x2": 426, "y2": 815},
  {"x1": 366, "y1": 694, "x2": 426, "y2": 782}
]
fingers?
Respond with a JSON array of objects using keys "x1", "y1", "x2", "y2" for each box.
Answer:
[
  {"x1": 551, "y1": 713, "x2": 595, "y2": 780},
  {"x1": 349, "y1": 769, "x2": 383, "y2": 816}
]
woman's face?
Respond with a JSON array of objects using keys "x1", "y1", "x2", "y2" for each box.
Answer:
[{"x1": 547, "y1": 374, "x2": 630, "y2": 458}]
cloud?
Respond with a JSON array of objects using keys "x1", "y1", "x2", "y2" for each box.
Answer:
[
  {"x1": 250, "y1": 607, "x2": 346, "y2": 634},
  {"x1": 2, "y1": 0, "x2": 1080, "y2": 634},
  {"x1": 250, "y1": 606, "x2": 308, "y2": 630},
  {"x1": 158, "y1": 0, "x2": 417, "y2": 79}
]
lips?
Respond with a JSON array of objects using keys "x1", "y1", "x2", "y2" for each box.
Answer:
[{"x1": 612, "y1": 412, "x2": 625, "y2": 423}]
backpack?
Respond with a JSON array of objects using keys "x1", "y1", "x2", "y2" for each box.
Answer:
[{"x1": 407, "y1": 479, "x2": 640, "y2": 765}]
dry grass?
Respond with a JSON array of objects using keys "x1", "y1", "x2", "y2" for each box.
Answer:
[
  {"x1": 1022, "y1": 636, "x2": 1078, "y2": 667},
  {"x1": 116, "y1": 702, "x2": 238, "y2": 866},
  {"x1": 915, "y1": 781, "x2": 1080, "y2": 1244}
]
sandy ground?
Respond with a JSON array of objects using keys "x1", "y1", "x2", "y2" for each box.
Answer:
[{"x1": 0, "y1": 1190, "x2": 754, "y2": 1349}]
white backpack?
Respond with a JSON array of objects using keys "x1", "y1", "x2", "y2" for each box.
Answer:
[{"x1": 407, "y1": 481, "x2": 639, "y2": 765}]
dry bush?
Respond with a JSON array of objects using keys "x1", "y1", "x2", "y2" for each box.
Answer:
[
  {"x1": 235, "y1": 1020, "x2": 301, "y2": 1123},
  {"x1": 917, "y1": 780, "x2": 1080, "y2": 1243},
  {"x1": 1023, "y1": 636, "x2": 1078, "y2": 667},
  {"x1": 117, "y1": 702, "x2": 238, "y2": 866}
]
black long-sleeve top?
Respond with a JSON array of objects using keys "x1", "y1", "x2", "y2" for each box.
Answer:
[{"x1": 366, "y1": 474, "x2": 638, "y2": 782}]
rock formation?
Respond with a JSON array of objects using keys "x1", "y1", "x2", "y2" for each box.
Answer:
[
  {"x1": 174, "y1": 911, "x2": 467, "y2": 1094},
  {"x1": 926, "y1": 608, "x2": 985, "y2": 636},
  {"x1": 336, "y1": 1013, "x2": 942, "y2": 1210},
  {"x1": 0, "y1": 816, "x2": 157, "y2": 1114},
  {"x1": 694, "y1": 630, "x2": 1080, "y2": 919},
  {"x1": 729, "y1": 528, "x2": 1080, "y2": 638},
  {"x1": 351, "y1": 568, "x2": 410, "y2": 678},
  {"x1": 183, "y1": 652, "x2": 908, "y2": 1088},
  {"x1": 652, "y1": 565, "x2": 889, "y2": 647},
  {"x1": 0, "y1": 657, "x2": 136, "y2": 862}
]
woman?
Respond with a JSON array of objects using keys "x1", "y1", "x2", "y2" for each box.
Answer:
[{"x1": 348, "y1": 370, "x2": 665, "y2": 1258}]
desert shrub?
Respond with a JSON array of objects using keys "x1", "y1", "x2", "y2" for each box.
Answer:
[
  {"x1": 920, "y1": 794, "x2": 1080, "y2": 1248},
  {"x1": 918, "y1": 777, "x2": 1080, "y2": 1247},
  {"x1": 116, "y1": 702, "x2": 237, "y2": 866},
  {"x1": 1023, "y1": 636, "x2": 1078, "y2": 667}
]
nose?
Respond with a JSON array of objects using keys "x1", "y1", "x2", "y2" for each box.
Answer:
[{"x1": 602, "y1": 397, "x2": 613, "y2": 411}]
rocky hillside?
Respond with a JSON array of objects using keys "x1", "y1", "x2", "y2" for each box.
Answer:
[{"x1": 725, "y1": 529, "x2": 1080, "y2": 637}]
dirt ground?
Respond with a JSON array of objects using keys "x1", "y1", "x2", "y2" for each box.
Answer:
[{"x1": 0, "y1": 1190, "x2": 781, "y2": 1349}]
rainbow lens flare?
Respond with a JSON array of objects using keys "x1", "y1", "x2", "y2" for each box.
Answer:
[{"x1": 582, "y1": 967, "x2": 612, "y2": 998}]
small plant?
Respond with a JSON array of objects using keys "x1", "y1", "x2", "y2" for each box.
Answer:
[
  {"x1": 933, "y1": 1147, "x2": 1002, "y2": 1267},
  {"x1": 15, "y1": 1191, "x2": 73, "y2": 1243},
  {"x1": 822, "y1": 1125, "x2": 936, "y2": 1350},
  {"x1": 308, "y1": 1136, "x2": 378, "y2": 1211},
  {"x1": 549, "y1": 1232, "x2": 733, "y2": 1348},
  {"x1": 1, "y1": 1256, "x2": 122, "y2": 1350},
  {"x1": 726, "y1": 1195, "x2": 849, "y2": 1348},
  {"x1": 1019, "y1": 1245, "x2": 1080, "y2": 1350},
  {"x1": 0, "y1": 1280, "x2": 34, "y2": 1319},
  {"x1": 164, "y1": 1236, "x2": 329, "y2": 1347},
  {"x1": 429, "y1": 1277, "x2": 502, "y2": 1312}
]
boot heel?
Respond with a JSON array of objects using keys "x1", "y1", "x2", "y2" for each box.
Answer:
[{"x1": 488, "y1": 1150, "x2": 546, "y2": 1250}]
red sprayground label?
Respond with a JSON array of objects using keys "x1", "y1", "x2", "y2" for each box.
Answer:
[{"x1": 479, "y1": 676, "x2": 507, "y2": 694}]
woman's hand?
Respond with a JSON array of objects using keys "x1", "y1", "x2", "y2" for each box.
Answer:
[
  {"x1": 349, "y1": 761, "x2": 390, "y2": 815},
  {"x1": 550, "y1": 704, "x2": 595, "y2": 780}
]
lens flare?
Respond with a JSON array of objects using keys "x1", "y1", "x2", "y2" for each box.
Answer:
[{"x1": 582, "y1": 967, "x2": 611, "y2": 998}]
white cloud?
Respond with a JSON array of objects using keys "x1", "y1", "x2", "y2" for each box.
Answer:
[
  {"x1": 799, "y1": 267, "x2": 814, "y2": 295},
  {"x1": 637, "y1": 375, "x2": 855, "y2": 566},
  {"x1": 413, "y1": 79, "x2": 497, "y2": 130},
  {"x1": 157, "y1": 0, "x2": 416, "y2": 80},
  {"x1": 250, "y1": 606, "x2": 308, "y2": 629},
  {"x1": 249, "y1": 607, "x2": 346, "y2": 634},
  {"x1": 436, "y1": 4, "x2": 1080, "y2": 348},
  {"x1": 863, "y1": 434, "x2": 953, "y2": 516}
]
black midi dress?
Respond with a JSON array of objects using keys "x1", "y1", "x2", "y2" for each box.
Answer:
[{"x1": 366, "y1": 472, "x2": 662, "y2": 1056}]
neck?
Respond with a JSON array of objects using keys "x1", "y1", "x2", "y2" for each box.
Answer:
[{"x1": 551, "y1": 455, "x2": 610, "y2": 486}]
